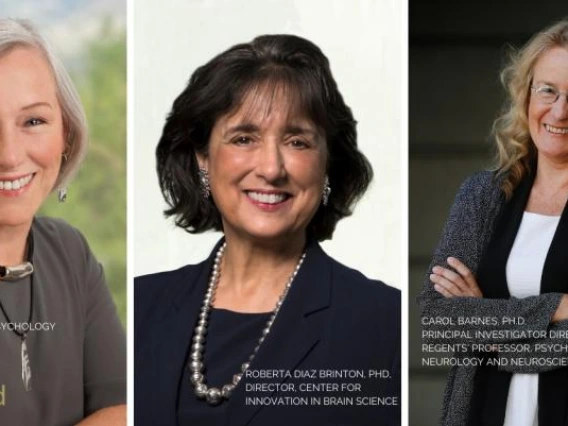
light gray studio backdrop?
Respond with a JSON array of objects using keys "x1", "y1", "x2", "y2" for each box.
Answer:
[{"x1": 134, "y1": 0, "x2": 403, "y2": 289}]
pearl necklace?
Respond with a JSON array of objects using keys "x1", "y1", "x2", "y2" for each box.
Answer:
[{"x1": 188, "y1": 242, "x2": 306, "y2": 405}]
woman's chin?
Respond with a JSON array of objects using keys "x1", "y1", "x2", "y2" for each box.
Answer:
[
  {"x1": 536, "y1": 146, "x2": 568, "y2": 165},
  {"x1": 0, "y1": 205, "x2": 36, "y2": 229},
  {"x1": 231, "y1": 225, "x2": 306, "y2": 245}
]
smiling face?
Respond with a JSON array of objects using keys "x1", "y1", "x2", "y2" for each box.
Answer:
[
  {"x1": 0, "y1": 46, "x2": 64, "y2": 229},
  {"x1": 200, "y1": 86, "x2": 328, "y2": 245},
  {"x1": 528, "y1": 46, "x2": 568, "y2": 164}
]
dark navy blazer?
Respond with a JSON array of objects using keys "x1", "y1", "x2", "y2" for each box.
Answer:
[{"x1": 135, "y1": 241, "x2": 400, "y2": 426}]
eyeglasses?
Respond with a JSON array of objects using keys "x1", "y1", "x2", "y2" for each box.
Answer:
[{"x1": 531, "y1": 85, "x2": 568, "y2": 104}]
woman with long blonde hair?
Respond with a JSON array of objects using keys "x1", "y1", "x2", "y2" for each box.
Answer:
[{"x1": 420, "y1": 19, "x2": 568, "y2": 426}]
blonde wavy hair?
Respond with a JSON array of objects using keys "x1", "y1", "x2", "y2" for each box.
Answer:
[{"x1": 493, "y1": 18, "x2": 568, "y2": 198}]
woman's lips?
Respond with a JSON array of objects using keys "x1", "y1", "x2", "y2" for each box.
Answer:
[
  {"x1": 245, "y1": 190, "x2": 292, "y2": 210},
  {"x1": 0, "y1": 173, "x2": 34, "y2": 196},
  {"x1": 544, "y1": 123, "x2": 568, "y2": 134}
]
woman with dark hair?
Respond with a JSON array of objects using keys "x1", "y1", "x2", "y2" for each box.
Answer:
[
  {"x1": 419, "y1": 19, "x2": 568, "y2": 426},
  {"x1": 135, "y1": 34, "x2": 400, "y2": 426}
]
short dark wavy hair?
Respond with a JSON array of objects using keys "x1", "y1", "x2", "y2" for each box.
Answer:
[{"x1": 156, "y1": 34, "x2": 373, "y2": 241}]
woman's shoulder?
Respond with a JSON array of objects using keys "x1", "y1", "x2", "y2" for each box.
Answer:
[
  {"x1": 136, "y1": 262, "x2": 204, "y2": 290},
  {"x1": 135, "y1": 241, "x2": 224, "y2": 293},
  {"x1": 324, "y1": 256, "x2": 400, "y2": 354},
  {"x1": 456, "y1": 170, "x2": 504, "y2": 203},
  {"x1": 33, "y1": 216, "x2": 86, "y2": 244},
  {"x1": 32, "y1": 217, "x2": 107, "y2": 299},
  {"x1": 327, "y1": 255, "x2": 400, "y2": 312},
  {"x1": 135, "y1": 262, "x2": 206, "y2": 311},
  {"x1": 134, "y1": 260, "x2": 207, "y2": 286},
  {"x1": 32, "y1": 216, "x2": 94, "y2": 264},
  {"x1": 134, "y1": 263, "x2": 209, "y2": 340}
]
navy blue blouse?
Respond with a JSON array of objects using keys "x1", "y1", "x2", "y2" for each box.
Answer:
[{"x1": 177, "y1": 308, "x2": 271, "y2": 425}]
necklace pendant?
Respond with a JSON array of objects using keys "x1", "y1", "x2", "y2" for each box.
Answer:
[
  {"x1": 21, "y1": 338, "x2": 32, "y2": 391},
  {"x1": 0, "y1": 262, "x2": 34, "y2": 281},
  {"x1": 206, "y1": 387, "x2": 223, "y2": 405}
]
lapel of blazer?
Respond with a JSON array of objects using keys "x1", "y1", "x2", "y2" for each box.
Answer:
[
  {"x1": 477, "y1": 172, "x2": 532, "y2": 299},
  {"x1": 478, "y1": 168, "x2": 568, "y2": 298},
  {"x1": 227, "y1": 241, "x2": 332, "y2": 426},
  {"x1": 140, "y1": 243, "x2": 218, "y2": 426},
  {"x1": 541, "y1": 189, "x2": 568, "y2": 293},
  {"x1": 539, "y1": 179, "x2": 568, "y2": 425},
  {"x1": 472, "y1": 168, "x2": 568, "y2": 425}
]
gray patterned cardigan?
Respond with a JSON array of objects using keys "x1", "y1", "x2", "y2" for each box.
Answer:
[{"x1": 418, "y1": 171, "x2": 568, "y2": 426}]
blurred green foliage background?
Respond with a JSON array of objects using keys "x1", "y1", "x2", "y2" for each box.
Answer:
[{"x1": 40, "y1": 23, "x2": 126, "y2": 325}]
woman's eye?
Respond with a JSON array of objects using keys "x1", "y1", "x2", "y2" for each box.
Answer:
[
  {"x1": 290, "y1": 139, "x2": 310, "y2": 149},
  {"x1": 25, "y1": 117, "x2": 46, "y2": 127},
  {"x1": 233, "y1": 136, "x2": 252, "y2": 145}
]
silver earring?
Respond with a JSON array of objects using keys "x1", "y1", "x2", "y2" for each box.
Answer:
[
  {"x1": 57, "y1": 186, "x2": 68, "y2": 203},
  {"x1": 198, "y1": 168, "x2": 210, "y2": 199},
  {"x1": 322, "y1": 175, "x2": 331, "y2": 206}
]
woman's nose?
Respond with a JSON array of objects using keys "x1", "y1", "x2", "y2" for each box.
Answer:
[
  {"x1": 551, "y1": 95, "x2": 568, "y2": 120},
  {"x1": 256, "y1": 141, "x2": 286, "y2": 182},
  {"x1": 0, "y1": 126, "x2": 24, "y2": 170}
]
